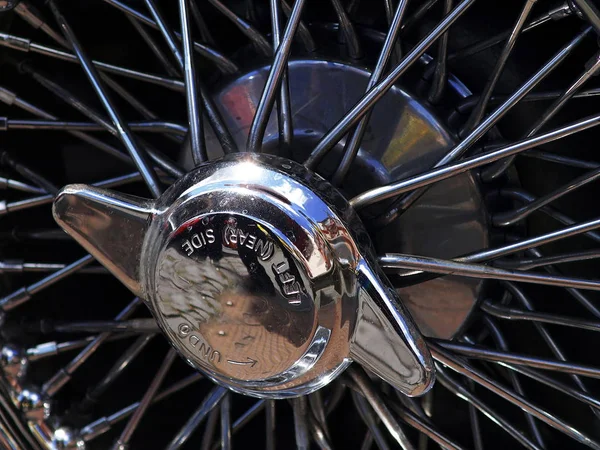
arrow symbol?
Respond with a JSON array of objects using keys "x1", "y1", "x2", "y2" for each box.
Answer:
[{"x1": 227, "y1": 357, "x2": 258, "y2": 368}]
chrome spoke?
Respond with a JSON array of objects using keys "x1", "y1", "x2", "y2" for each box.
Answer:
[
  {"x1": 0, "y1": 172, "x2": 154, "y2": 217},
  {"x1": 427, "y1": 0, "x2": 452, "y2": 104},
  {"x1": 379, "y1": 253, "x2": 600, "y2": 291},
  {"x1": 281, "y1": 0, "x2": 316, "y2": 52},
  {"x1": 308, "y1": 414, "x2": 333, "y2": 450},
  {"x1": 513, "y1": 251, "x2": 600, "y2": 319},
  {"x1": 468, "y1": 382, "x2": 484, "y2": 450},
  {"x1": 483, "y1": 317, "x2": 546, "y2": 448},
  {"x1": 393, "y1": 26, "x2": 592, "y2": 214},
  {"x1": 448, "y1": 2, "x2": 573, "y2": 61},
  {"x1": 144, "y1": 0, "x2": 183, "y2": 66},
  {"x1": 220, "y1": 393, "x2": 232, "y2": 450},
  {"x1": 14, "y1": 0, "x2": 159, "y2": 123},
  {"x1": 495, "y1": 249, "x2": 600, "y2": 269},
  {"x1": 0, "y1": 152, "x2": 58, "y2": 194},
  {"x1": 571, "y1": 0, "x2": 600, "y2": 35},
  {"x1": 388, "y1": 398, "x2": 468, "y2": 450},
  {"x1": 504, "y1": 283, "x2": 600, "y2": 416},
  {"x1": 99, "y1": 72, "x2": 161, "y2": 126},
  {"x1": 0, "y1": 177, "x2": 44, "y2": 194},
  {"x1": 483, "y1": 301, "x2": 600, "y2": 332},
  {"x1": 14, "y1": 1, "x2": 69, "y2": 47},
  {"x1": 0, "y1": 86, "x2": 147, "y2": 164},
  {"x1": 208, "y1": 0, "x2": 271, "y2": 56},
  {"x1": 460, "y1": 218, "x2": 600, "y2": 262},
  {"x1": 265, "y1": 400, "x2": 276, "y2": 450},
  {"x1": 201, "y1": 407, "x2": 220, "y2": 450},
  {"x1": 380, "y1": 216, "x2": 600, "y2": 287},
  {"x1": 502, "y1": 364, "x2": 600, "y2": 410},
  {"x1": 144, "y1": 0, "x2": 236, "y2": 156},
  {"x1": 166, "y1": 386, "x2": 227, "y2": 450},
  {"x1": 330, "y1": 0, "x2": 362, "y2": 59},
  {"x1": 435, "y1": 366, "x2": 542, "y2": 450},
  {"x1": 348, "y1": 366, "x2": 415, "y2": 450},
  {"x1": 292, "y1": 397, "x2": 311, "y2": 450},
  {"x1": 125, "y1": 14, "x2": 179, "y2": 77},
  {"x1": 20, "y1": 63, "x2": 183, "y2": 178},
  {"x1": 247, "y1": 0, "x2": 307, "y2": 152},
  {"x1": 431, "y1": 344, "x2": 600, "y2": 449},
  {"x1": 179, "y1": 0, "x2": 206, "y2": 165},
  {"x1": 41, "y1": 298, "x2": 141, "y2": 397},
  {"x1": 2, "y1": 118, "x2": 186, "y2": 135},
  {"x1": 432, "y1": 340, "x2": 600, "y2": 379},
  {"x1": 503, "y1": 280, "x2": 600, "y2": 403},
  {"x1": 351, "y1": 390, "x2": 391, "y2": 450},
  {"x1": 73, "y1": 334, "x2": 155, "y2": 414},
  {"x1": 0, "y1": 255, "x2": 94, "y2": 311},
  {"x1": 494, "y1": 163, "x2": 600, "y2": 226},
  {"x1": 48, "y1": 0, "x2": 163, "y2": 197},
  {"x1": 499, "y1": 188, "x2": 600, "y2": 244},
  {"x1": 26, "y1": 334, "x2": 133, "y2": 362},
  {"x1": 461, "y1": 0, "x2": 537, "y2": 134},
  {"x1": 0, "y1": 33, "x2": 185, "y2": 91},
  {"x1": 0, "y1": 261, "x2": 106, "y2": 274},
  {"x1": 308, "y1": 392, "x2": 330, "y2": 441},
  {"x1": 305, "y1": 0, "x2": 476, "y2": 169},
  {"x1": 270, "y1": 0, "x2": 293, "y2": 149},
  {"x1": 37, "y1": 319, "x2": 159, "y2": 334},
  {"x1": 347, "y1": 83, "x2": 600, "y2": 211},
  {"x1": 102, "y1": 0, "x2": 239, "y2": 74},
  {"x1": 112, "y1": 349, "x2": 177, "y2": 450},
  {"x1": 522, "y1": 149, "x2": 600, "y2": 170},
  {"x1": 229, "y1": 400, "x2": 265, "y2": 439},
  {"x1": 484, "y1": 50, "x2": 600, "y2": 181},
  {"x1": 455, "y1": 87, "x2": 600, "y2": 114},
  {"x1": 80, "y1": 374, "x2": 203, "y2": 442},
  {"x1": 0, "y1": 174, "x2": 42, "y2": 196},
  {"x1": 361, "y1": 432, "x2": 374, "y2": 450},
  {"x1": 399, "y1": 0, "x2": 439, "y2": 36},
  {"x1": 1, "y1": 1, "x2": 600, "y2": 448},
  {"x1": 332, "y1": 0, "x2": 410, "y2": 186},
  {"x1": 190, "y1": 1, "x2": 217, "y2": 48}
]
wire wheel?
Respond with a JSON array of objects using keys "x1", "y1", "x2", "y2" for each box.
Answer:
[{"x1": 1, "y1": 0, "x2": 600, "y2": 448}]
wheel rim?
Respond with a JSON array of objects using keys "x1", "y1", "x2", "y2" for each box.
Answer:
[{"x1": 1, "y1": 0, "x2": 600, "y2": 449}]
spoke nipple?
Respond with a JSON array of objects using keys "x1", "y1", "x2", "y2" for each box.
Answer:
[
  {"x1": 0, "y1": 344, "x2": 28, "y2": 381},
  {"x1": 0, "y1": 33, "x2": 30, "y2": 52},
  {"x1": 0, "y1": 87, "x2": 16, "y2": 106},
  {"x1": 80, "y1": 417, "x2": 110, "y2": 441},
  {"x1": 567, "y1": 0, "x2": 585, "y2": 19},
  {"x1": 112, "y1": 441, "x2": 128, "y2": 450},
  {"x1": 52, "y1": 427, "x2": 84, "y2": 450},
  {"x1": 15, "y1": 386, "x2": 51, "y2": 422},
  {"x1": 0, "y1": 0, "x2": 20, "y2": 12}
]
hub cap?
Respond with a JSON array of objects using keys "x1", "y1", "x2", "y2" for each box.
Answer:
[{"x1": 53, "y1": 153, "x2": 434, "y2": 398}]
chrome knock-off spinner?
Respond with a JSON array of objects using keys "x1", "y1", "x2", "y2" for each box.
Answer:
[{"x1": 52, "y1": 154, "x2": 434, "y2": 398}]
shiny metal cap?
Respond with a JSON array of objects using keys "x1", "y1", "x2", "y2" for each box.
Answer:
[{"x1": 53, "y1": 153, "x2": 434, "y2": 398}]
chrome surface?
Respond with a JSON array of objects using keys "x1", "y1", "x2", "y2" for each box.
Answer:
[
  {"x1": 53, "y1": 153, "x2": 435, "y2": 397},
  {"x1": 2, "y1": 0, "x2": 600, "y2": 448},
  {"x1": 199, "y1": 60, "x2": 488, "y2": 339}
]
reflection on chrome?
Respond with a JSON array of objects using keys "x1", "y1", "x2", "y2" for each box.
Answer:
[{"x1": 53, "y1": 153, "x2": 434, "y2": 398}]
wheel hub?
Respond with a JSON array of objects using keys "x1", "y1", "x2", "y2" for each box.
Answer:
[
  {"x1": 200, "y1": 59, "x2": 489, "y2": 339},
  {"x1": 53, "y1": 153, "x2": 434, "y2": 398}
]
